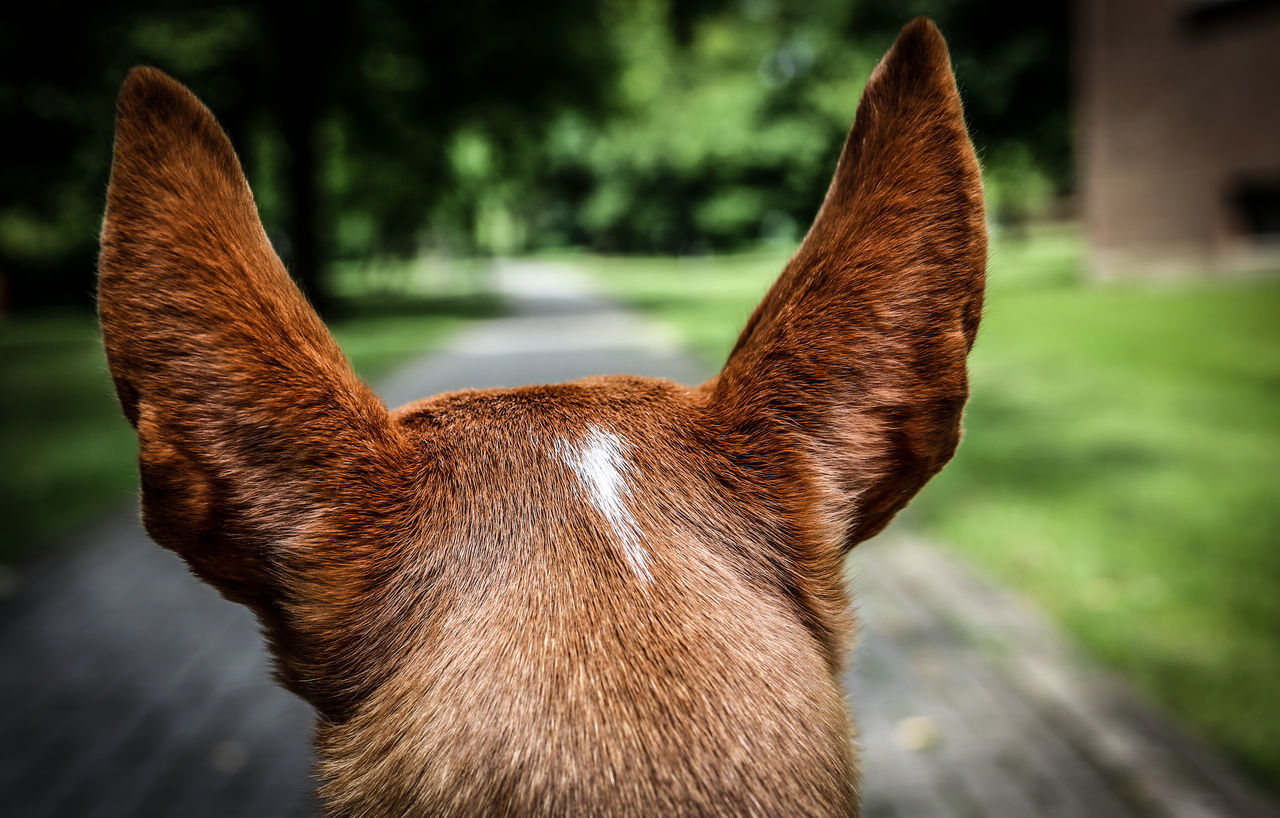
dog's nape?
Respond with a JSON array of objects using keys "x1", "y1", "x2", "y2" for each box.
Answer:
[{"x1": 97, "y1": 17, "x2": 983, "y2": 817}]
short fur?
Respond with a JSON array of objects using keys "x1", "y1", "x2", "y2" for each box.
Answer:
[{"x1": 98, "y1": 18, "x2": 984, "y2": 817}]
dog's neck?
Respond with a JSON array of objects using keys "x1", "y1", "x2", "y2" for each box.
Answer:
[{"x1": 310, "y1": 381, "x2": 857, "y2": 816}]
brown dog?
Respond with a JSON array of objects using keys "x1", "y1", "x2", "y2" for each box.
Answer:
[{"x1": 98, "y1": 17, "x2": 983, "y2": 817}]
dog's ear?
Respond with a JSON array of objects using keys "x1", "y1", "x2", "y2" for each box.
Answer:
[
  {"x1": 710, "y1": 19, "x2": 985, "y2": 551},
  {"x1": 98, "y1": 69, "x2": 407, "y2": 643}
]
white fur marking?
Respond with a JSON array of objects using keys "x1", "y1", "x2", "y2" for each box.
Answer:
[{"x1": 558, "y1": 426, "x2": 651, "y2": 582}]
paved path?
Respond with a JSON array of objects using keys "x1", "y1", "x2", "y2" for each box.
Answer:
[
  {"x1": 2, "y1": 262, "x2": 1274, "y2": 817},
  {"x1": 847, "y1": 540, "x2": 1277, "y2": 818}
]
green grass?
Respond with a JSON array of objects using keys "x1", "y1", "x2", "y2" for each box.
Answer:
[
  {"x1": 0, "y1": 285, "x2": 494, "y2": 559},
  {"x1": 580, "y1": 228, "x2": 1280, "y2": 786},
  {"x1": 0, "y1": 312, "x2": 140, "y2": 559}
]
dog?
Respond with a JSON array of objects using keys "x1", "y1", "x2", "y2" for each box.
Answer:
[{"x1": 98, "y1": 17, "x2": 984, "y2": 817}]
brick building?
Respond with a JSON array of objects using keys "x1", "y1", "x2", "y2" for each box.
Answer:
[{"x1": 1077, "y1": 0, "x2": 1280, "y2": 278}]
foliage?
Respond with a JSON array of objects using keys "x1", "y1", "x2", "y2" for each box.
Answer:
[
  {"x1": 532, "y1": 0, "x2": 876, "y2": 253},
  {"x1": 1, "y1": 0, "x2": 1071, "y2": 308},
  {"x1": 530, "y1": 0, "x2": 1071, "y2": 252},
  {"x1": 1, "y1": 0, "x2": 619, "y2": 308},
  {"x1": 581, "y1": 229, "x2": 1280, "y2": 786}
]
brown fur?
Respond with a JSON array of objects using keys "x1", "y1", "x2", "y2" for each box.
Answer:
[{"x1": 98, "y1": 18, "x2": 984, "y2": 817}]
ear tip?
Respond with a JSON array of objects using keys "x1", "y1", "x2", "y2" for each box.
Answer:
[
  {"x1": 901, "y1": 16, "x2": 944, "y2": 41},
  {"x1": 122, "y1": 65, "x2": 177, "y2": 90},
  {"x1": 111, "y1": 65, "x2": 243, "y2": 186},
  {"x1": 119, "y1": 66, "x2": 192, "y2": 111},
  {"x1": 863, "y1": 17, "x2": 956, "y2": 104},
  {"x1": 115, "y1": 66, "x2": 215, "y2": 138},
  {"x1": 892, "y1": 17, "x2": 952, "y2": 68}
]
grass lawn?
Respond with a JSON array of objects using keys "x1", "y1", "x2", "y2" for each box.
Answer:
[
  {"x1": 579, "y1": 228, "x2": 1280, "y2": 787},
  {"x1": 0, "y1": 273, "x2": 498, "y2": 560}
]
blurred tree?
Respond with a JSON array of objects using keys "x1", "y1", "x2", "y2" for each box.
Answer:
[
  {"x1": 1, "y1": 0, "x2": 1073, "y2": 307},
  {"x1": 2, "y1": 1, "x2": 133, "y2": 308},
  {"x1": 1, "y1": 0, "x2": 618, "y2": 310},
  {"x1": 531, "y1": 0, "x2": 879, "y2": 253},
  {"x1": 531, "y1": 0, "x2": 1072, "y2": 251}
]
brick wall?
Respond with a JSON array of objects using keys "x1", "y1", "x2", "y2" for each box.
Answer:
[{"x1": 1077, "y1": 0, "x2": 1280, "y2": 277}]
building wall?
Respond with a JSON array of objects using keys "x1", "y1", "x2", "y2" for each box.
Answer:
[{"x1": 1078, "y1": 0, "x2": 1280, "y2": 278}]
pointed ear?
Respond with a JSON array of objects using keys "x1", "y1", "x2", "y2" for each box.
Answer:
[
  {"x1": 710, "y1": 19, "x2": 985, "y2": 550},
  {"x1": 98, "y1": 68, "x2": 405, "y2": 615}
]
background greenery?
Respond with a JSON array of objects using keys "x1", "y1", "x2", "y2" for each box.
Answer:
[{"x1": 2, "y1": 0, "x2": 1067, "y2": 308}]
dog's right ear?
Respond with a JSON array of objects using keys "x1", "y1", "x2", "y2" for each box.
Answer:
[
  {"x1": 708, "y1": 19, "x2": 986, "y2": 555},
  {"x1": 98, "y1": 69, "x2": 408, "y2": 696}
]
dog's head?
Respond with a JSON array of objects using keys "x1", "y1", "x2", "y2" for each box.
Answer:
[{"x1": 98, "y1": 18, "x2": 983, "y2": 816}]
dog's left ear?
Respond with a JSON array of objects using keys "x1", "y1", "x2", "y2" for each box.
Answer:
[
  {"x1": 98, "y1": 68, "x2": 408, "y2": 698},
  {"x1": 710, "y1": 18, "x2": 986, "y2": 551}
]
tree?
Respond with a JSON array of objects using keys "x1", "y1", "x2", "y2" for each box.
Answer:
[{"x1": 1, "y1": 0, "x2": 619, "y2": 310}]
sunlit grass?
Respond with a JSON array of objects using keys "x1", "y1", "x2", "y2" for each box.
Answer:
[{"x1": 580, "y1": 227, "x2": 1280, "y2": 786}]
